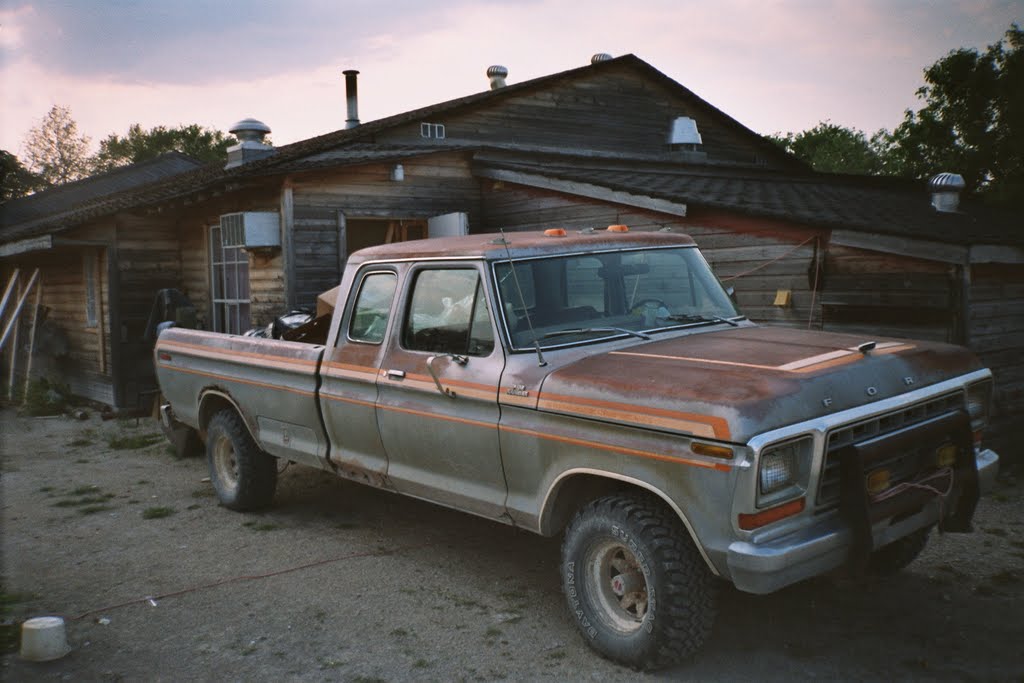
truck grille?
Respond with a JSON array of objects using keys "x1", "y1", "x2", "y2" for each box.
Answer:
[{"x1": 815, "y1": 392, "x2": 963, "y2": 513}]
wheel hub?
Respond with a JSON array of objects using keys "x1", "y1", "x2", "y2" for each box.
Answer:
[{"x1": 587, "y1": 540, "x2": 650, "y2": 633}]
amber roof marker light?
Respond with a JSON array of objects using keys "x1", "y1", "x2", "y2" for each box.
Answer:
[{"x1": 607, "y1": 224, "x2": 630, "y2": 232}]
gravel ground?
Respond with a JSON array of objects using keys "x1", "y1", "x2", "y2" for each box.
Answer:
[{"x1": 2, "y1": 408, "x2": 1023, "y2": 682}]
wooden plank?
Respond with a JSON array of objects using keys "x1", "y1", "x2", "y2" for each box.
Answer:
[{"x1": 281, "y1": 185, "x2": 296, "y2": 310}]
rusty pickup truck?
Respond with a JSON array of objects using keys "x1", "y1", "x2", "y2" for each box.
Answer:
[{"x1": 155, "y1": 227, "x2": 999, "y2": 668}]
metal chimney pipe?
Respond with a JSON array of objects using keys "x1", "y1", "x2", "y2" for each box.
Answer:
[{"x1": 343, "y1": 69, "x2": 360, "y2": 129}]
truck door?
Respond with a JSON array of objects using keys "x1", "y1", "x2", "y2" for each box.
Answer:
[
  {"x1": 375, "y1": 264, "x2": 507, "y2": 519},
  {"x1": 319, "y1": 267, "x2": 399, "y2": 481}
]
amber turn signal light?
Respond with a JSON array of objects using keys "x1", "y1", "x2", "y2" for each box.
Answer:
[
  {"x1": 738, "y1": 498, "x2": 805, "y2": 531},
  {"x1": 607, "y1": 224, "x2": 630, "y2": 232},
  {"x1": 543, "y1": 228, "x2": 567, "y2": 237}
]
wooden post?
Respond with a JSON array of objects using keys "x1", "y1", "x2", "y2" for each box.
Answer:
[
  {"x1": 22, "y1": 280, "x2": 42, "y2": 400},
  {"x1": 1, "y1": 268, "x2": 40, "y2": 351},
  {"x1": 0, "y1": 268, "x2": 20, "y2": 319},
  {"x1": 5, "y1": 275, "x2": 20, "y2": 399}
]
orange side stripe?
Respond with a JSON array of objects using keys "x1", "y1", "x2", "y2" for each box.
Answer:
[
  {"x1": 157, "y1": 363, "x2": 315, "y2": 398},
  {"x1": 158, "y1": 340, "x2": 319, "y2": 368},
  {"x1": 501, "y1": 425, "x2": 732, "y2": 471}
]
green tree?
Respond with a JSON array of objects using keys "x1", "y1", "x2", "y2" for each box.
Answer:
[
  {"x1": 881, "y1": 23, "x2": 1023, "y2": 200},
  {"x1": 0, "y1": 150, "x2": 45, "y2": 201},
  {"x1": 22, "y1": 105, "x2": 93, "y2": 186},
  {"x1": 93, "y1": 123, "x2": 237, "y2": 171},
  {"x1": 768, "y1": 122, "x2": 886, "y2": 174}
]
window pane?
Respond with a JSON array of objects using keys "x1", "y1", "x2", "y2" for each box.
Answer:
[
  {"x1": 349, "y1": 272, "x2": 397, "y2": 343},
  {"x1": 404, "y1": 269, "x2": 479, "y2": 353},
  {"x1": 467, "y1": 281, "x2": 494, "y2": 356}
]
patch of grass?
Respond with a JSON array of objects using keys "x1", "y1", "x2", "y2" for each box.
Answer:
[
  {"x1": 351, "y1": 677, "x2": 387, "y2": 683},
  {"x1": 53, "y1": 491, "x2": 116, "y2": 508},
  {"x1": 70, "y1": 485, "x2": 100, "y2": 495},
  {"x1": 37, "y1": 486, "x2": 55, "y2": 494},
  {"x1": 333, "y1": 521, "x2": 359, "y2": 530},
  {"x1": 484, "y1": 626, "x2": 502, "y2": 638},
  {"x1": 142, "y1": 506, "x2": 175, "y2": 519},
  {"x1": 108, "y1": 433, "x2": 163, "y2": 450},
  {"x1": 78, "y1": 504, "x2": 114, "y2": 515},
  {"x1": 412, "y1": 658, "x2": 431, "y2": 669},
  {"x1": 68, "y1": 437, "x2": 93, "y2": 447},
  {"x1": 186, "y1": 504, "x2": 201, "y2": 511},
  {"x1": 983, "y1": 527, "x2": 1008, "y2": 537},
  {"x1": 390, "y1": 628, "x2": 409, "y2": 637},
  {"x1": 191, "y1": 487, "x2": 214, "y2": 498},
  {"x1": 545, "y1": 649, "x2": 566, "y2": 661},
  {"x1": 242, "y1": 520, "x2": 279, "y2": 531},
  {"x1": 20, "y1": 378, "x2": 70, "y2": 416},
  {"x1": 74, "y1": 458, "x2": 90, "y2": 464}
]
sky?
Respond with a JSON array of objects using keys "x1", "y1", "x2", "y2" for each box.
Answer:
[{"x1": 1, "y1": 0, "x2": 1022, "y2": 156}]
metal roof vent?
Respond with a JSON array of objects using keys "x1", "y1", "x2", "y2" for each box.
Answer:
[
  {"x1": 225, "y1": 118, "x2": 273, "y2": 169},
  {"x1": 669, "y1": 117, "x2": 702, "y2": 145},
  {"x1": 591, "y1": 53, "x2": 613, "y2": 64},
  {"x1": 487, "y1": 65, "x2": 508, "y2": 89},
  {"x1": 928, "y1": 172, "x2": 966, "y2": 213}
]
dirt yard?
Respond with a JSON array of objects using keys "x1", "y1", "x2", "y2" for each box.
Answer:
[{"x1": 2, "y1": 408, "x2": 1022, "y2": 682}]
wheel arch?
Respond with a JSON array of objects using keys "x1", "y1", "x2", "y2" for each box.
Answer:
[
  {"x1": 197, "y1": 390, "x2": 258, "y2": 443},
  {"x1": 538, "y1": 468, "x2": 719, "y2": 576}
]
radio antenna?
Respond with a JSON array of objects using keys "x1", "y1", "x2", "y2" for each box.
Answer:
[{"x1": 498, "y1": 228, "x2": 546, "y2": 367}]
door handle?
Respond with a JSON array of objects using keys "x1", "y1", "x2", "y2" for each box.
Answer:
[{"x1": 386, "y1": 369, "x2": 406, "y2": 380}]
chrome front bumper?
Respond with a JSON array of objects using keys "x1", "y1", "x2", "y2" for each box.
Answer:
[{"x1": 726, "y1": 448, "x2": 999, "y2": 595}]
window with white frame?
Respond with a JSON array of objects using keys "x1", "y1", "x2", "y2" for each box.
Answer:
[{"x1": 210, "y1": 221, "x2": 251, "y2": 334}]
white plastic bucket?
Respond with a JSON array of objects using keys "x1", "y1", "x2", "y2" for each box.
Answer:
[{"x1": 19, "y1": 616, "x2": 71, "y2": 661}]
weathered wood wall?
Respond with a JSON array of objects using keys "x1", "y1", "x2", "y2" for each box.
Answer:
[
  {"x1": 821, "y1": 245, "x2": 955, "y2": 343},
  {"x1": 478, "y1": 184, "x2": 822, "y2": 329},
  {"x1": 376, "y1": 63, "x2": 794, "y2": 169},
  {"x1": 289, "y1": 154, "x2": 482, "y2": 308},
  {"x1": 969, "y1": 263, "x2": 1024, "y2": 462},
  {"x1": 0, "y1": 241, "x2": 114, "y2": 406}
]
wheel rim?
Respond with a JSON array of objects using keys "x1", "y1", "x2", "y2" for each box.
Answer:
[
  {"x1": 211, "y1": 433, "x2": 240, "y2": 496},
  {"x1": 585, "y1": 539, "x2": 649, "y2": 633}
]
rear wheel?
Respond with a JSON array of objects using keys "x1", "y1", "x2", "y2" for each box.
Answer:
[
  {"x1": 561, "y1": 493, "x2": 717, "y2": 669},
  {"x1": 205, "y1": 410, "x2": 277, "y2": 511}
]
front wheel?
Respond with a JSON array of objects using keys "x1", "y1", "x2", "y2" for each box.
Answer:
[
  {"x1": 561, "y1": 493, "x2": 717, "y2": 669},
  {"x1": 205, "y1": 409, "x2": 277, "y2": 511}
]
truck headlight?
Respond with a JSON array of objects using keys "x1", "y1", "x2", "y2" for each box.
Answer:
[
  {"x1": 757, "y1": 437, "x2": 812, "y2": 506},
  {"x1": 966, "y1": 379, "x2": 992, "y2": 433}
]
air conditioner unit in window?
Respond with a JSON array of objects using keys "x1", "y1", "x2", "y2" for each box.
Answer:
[{"x1": 220, "y1": 212, "x2": 281, "y2": 250}]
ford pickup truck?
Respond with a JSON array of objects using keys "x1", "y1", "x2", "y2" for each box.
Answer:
[{"x1": 155, "y1": 227, "x2": 999, "y2": 668}]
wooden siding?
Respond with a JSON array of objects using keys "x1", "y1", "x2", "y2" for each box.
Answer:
[
  {"x1": 821, "y1": 245, "x2": 955, "y2": 343},
  {"x1": 479, "y1": 184, "x2": 821, "y2": 329},
  {"x1": 0, "y1": 245, "x2": 113, "y2": 405},
  {"x1": 376, "y1": 63, "x2": 787, "y2": 167},
  {"x1": 178, "y1": 220, "x2": 212, "y2": 328},
  {"x1": 969, "y1": 263, "x2": 1024, "y2": 462},
  {"x1": 288, "y1": 154, "x2": 482, "y2": 309}
]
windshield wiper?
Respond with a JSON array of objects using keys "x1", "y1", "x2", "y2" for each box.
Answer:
[
  {"x1": 540, "y1": 327, "x2": 652, "y2": 342},
  {"x1": 662, "y1": 314, "x2": 740, "y2": 327}
]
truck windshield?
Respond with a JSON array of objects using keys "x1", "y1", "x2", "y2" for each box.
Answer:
[{"x1": 494, "y1": 246, "x2": 740, "y2": 350}]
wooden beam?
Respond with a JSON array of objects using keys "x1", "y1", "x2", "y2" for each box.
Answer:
[
  {"x1": 336, "y1": 211, "x2": 348, "y2": 280},
  {"x1": 281, "y1": 185, "x2": 296, "y2": 309},
  {"x1": 0, "y1": 268, "x2": 38, "y2": 352},
  {"x1": 970, "y1": 245, "x2": 1024, "y2": 264},
  {"x1": 0, "y1": 235, "x2": 53, "y2": 258},
  {"x1": 475, "y1": 167, "x2": 689, "y2": 218},
  {"x1": 830, "y1": 229, "x2": 968, "y2": 264},
  {"x1": 22, "y1": 279, "x2": 42, "y2": 400}
]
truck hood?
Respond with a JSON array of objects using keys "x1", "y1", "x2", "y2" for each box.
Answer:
[{"x1": 537, "y1": 326, "x2": 982, "y2": 444}]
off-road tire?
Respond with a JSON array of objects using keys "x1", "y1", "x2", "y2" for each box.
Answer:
[
  {"x1": 867, "y1": 527, "x2": 930, "y2": 576},
  {"x1": 205, "y1": 409, "x2": 277, "y2": 511},
  {"x1": 561, "y1": 493, "x2": 717, "y2": 669}
]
